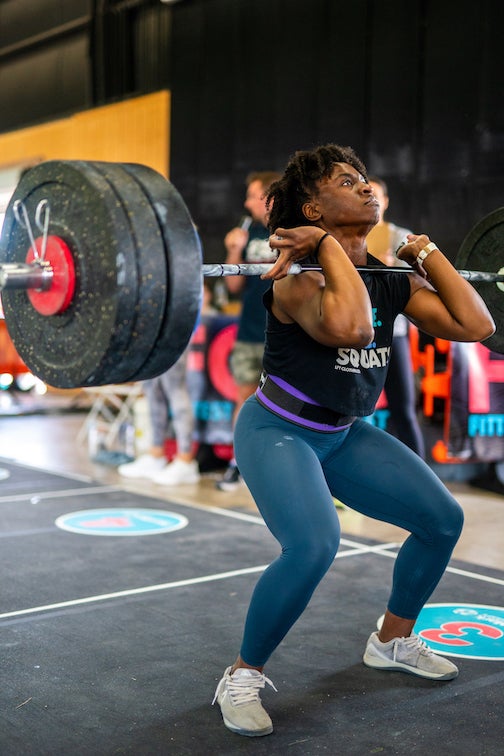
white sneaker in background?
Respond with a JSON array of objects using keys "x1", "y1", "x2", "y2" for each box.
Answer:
[
  {"x1": 152, "y1": 458, "x2": 200, "y2": 486},
  {"x1": 118, "y1": 454, "x2": 166, "y2": 479}
]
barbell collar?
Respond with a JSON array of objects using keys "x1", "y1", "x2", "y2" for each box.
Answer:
[
  {"x1": 201, "y1": 262, "x2": 504, "y2": 283},
  {"x1": 0, "y1": 262, "x2": 53, "y2": 291}
]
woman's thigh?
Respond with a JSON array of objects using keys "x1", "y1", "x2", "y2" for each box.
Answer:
[
  {"x1": 234, "y1": 399, "x2": 343, "y2": 548},
  {"x1": 322, "y1": 419, "x2": 462, "y2": 539}
]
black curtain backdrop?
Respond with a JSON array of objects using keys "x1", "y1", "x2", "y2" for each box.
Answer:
[{"x1": 0, "y1": 0, "x2": 503, "y2": 264}]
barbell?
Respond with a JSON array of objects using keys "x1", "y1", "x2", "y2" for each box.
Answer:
[{"x1": 0, "y1": 159, "x2": 502, "y2": 389}]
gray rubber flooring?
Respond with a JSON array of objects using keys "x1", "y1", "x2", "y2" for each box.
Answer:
[{"x1": 0, "y1": 459, "x2": 503, "y2": 755}]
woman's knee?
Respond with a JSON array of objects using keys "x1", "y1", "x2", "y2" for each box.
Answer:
[
  {"x1": 290, "y1": 527, "x2": 340, "y2": 577},
  {"x1": 447, "y1": 499, "x2": 464, "y2": 538},
  {"x1": 433, "y1": 497, "x2": 464, "y2": 547}
]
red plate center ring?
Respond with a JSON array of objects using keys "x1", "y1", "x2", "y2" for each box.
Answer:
[{"x1": 26, "y1": 236, "x2": 76, "y2": 316}]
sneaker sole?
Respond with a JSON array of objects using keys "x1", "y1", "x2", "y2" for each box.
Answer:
[
  {"x1": 154, "y1": 477, "x2": 201, "y2": 485},
  {"x1": 215, "y1": 481, "x2": 243, "y2": 492},
  {"x1": 222, "y1": 715, "x2": 273, "y2": 737},
  {"x1": 118, "y1": 471, "x2": 158, "y2": 479},
  {"x1": 363, "y1": 653, "x2": 458, "y2": 680}
]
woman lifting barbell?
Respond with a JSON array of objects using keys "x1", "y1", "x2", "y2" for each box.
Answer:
[{"x1": 212, "y1": 143, "x2": 495, "y2": 737}]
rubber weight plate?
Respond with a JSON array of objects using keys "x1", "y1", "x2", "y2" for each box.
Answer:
[
  {"x1": 120, "y1": 163, "x2": 203, "y2": 380},
  {"x1": 0, "y1": 160, "x2": 143, "y2": 387},
  {"x1": 456, "y1": 207, "x2": 504, "y2": 354},
  {"x1": 87, "y1": 161, "x2": 168, "y2": 381}
]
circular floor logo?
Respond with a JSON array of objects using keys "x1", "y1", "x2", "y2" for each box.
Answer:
[
  {"x1": 414, "y1": 603, "x2": 504, "y2": 660},
  {"x1": 55, "y1": 508, "x2": 188, "y2": 536}
]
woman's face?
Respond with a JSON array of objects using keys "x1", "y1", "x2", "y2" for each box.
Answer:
[{"x1": 305, "y1": 163, "x2": 380, "y2": 229}]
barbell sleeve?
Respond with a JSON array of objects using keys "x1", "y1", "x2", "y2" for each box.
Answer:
[{"x1": 0, "y1": 262, "x2": 53, "y2": 291}]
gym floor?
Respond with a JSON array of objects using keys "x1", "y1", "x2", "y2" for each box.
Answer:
[{"x1": 0, "y1": 396, "x2": 503, "y2": 755}]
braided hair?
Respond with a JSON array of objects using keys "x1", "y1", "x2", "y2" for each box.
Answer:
[{"x1": 266, "y1": 144, "x2": 368, "y2": 232}]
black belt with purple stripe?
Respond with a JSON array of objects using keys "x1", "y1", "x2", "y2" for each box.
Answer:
[{"x1": 255, "y1": 373, "x2": 356, "y2": 433}]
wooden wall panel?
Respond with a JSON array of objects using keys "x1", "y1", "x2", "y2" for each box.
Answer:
[{"x1": 0, "y1": 91, "x2": 170, "y2": 178}]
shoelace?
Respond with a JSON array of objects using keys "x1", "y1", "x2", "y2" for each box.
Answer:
[
  {"x1": 394, "y1": 634, "x2": 433, "y2": 659},
  {"x1": 212, "y1": 670, "x2": 277, "y2": 707}
]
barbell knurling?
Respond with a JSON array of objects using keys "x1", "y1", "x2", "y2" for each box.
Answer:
[{"x1": 201, "y1": 263, "x2": 504, "y2": 283}]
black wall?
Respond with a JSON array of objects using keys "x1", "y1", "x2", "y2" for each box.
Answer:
[{"x1": 1, "y1": 0, "x2": 503, "y2": 263}]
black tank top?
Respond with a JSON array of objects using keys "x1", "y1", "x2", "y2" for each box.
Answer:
[{"x1": 262, "y1": 256, "x2": 411, "y2": 417}]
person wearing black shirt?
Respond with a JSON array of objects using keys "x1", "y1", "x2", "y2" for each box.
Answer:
[{"x1": 212, "y1": 144, "x2": 494, "y2": 737}]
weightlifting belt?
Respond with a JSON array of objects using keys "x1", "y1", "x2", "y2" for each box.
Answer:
[{"x1": 256, "y1": 372, "x2": 355, "y2": 433}]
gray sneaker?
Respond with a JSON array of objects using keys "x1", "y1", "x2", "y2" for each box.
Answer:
[
  {"x1": 215, "y1": 464, "x2": 243, "y2": 492},
  {"x1": 363, "y1": 631, "x2": 459, "y2": 680},
  {"x1": 212, "y1": 666, "x2": 277, "y2": 737}
]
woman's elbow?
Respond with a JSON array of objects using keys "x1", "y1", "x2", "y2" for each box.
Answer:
[
  {"x1": 472, "y1": 314, "x2": 496, "y2": 343},
  {"x1": 339, "y1": 314, "x2": 375, "y2": 347},
  {"x1": 325, "y1": 323, "x2": 374, "y2": 348},
  {"x1": 353, "y1": 324, "x2": 375, "y2": 348}
]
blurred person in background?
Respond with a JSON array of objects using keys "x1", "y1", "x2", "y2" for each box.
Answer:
[
  {"x1": 366, "y1": 176, "x2": 425, "y2": 458},
  {"x1": 118, "y1": 345, "x2": 200, "y2": 486},
  {"x1": 216, "y1": 170, "x2": 281, "y2": 491}
]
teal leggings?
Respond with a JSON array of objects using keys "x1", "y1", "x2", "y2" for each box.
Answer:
[{"x1": 234, "y1": 396, "x2": 463, "y2": 667}]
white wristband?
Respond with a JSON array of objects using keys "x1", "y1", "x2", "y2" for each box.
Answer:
[{"x1": 416, "y1": 241, "x2": 438, "y2": 266}]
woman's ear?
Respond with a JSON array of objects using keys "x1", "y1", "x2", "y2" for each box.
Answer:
[{"x1": 302, "y1": 201, "x2": 321, "y2": 222}]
